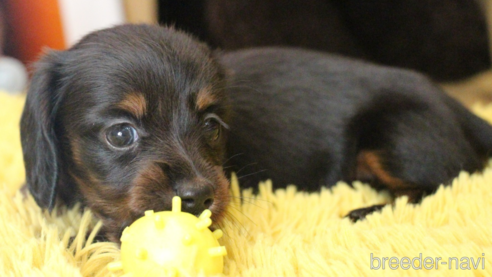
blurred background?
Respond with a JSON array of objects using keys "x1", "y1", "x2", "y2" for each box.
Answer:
[{"x1": 1, "y1": 0, "x2": 492, "y2": 107}]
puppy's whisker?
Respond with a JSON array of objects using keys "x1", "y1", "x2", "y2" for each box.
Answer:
[
  {"x1": 229, "y1": 197, "x2": 269, "y2": 210},
  {"x1": 219, "y1": 209, "x2": 251, "y2": 236},
  {"x1": 224, "y1": 205, "x2": 258, "y2": 233},
  {"x1": 228, "y1": 195, "x2": 255, "y2": 205},
  {"x1": 237, "y1": 169, "x2": 267, "y2": 180},
  {"x1": 222, "y1": 152, "x2": 244, "y2": 166},
  {"x1": 235, "y1": 162, "x2": 259, "y2": 175},
  {"x1": 229, "y1": 195, "x2": 273, "y2": 205}
]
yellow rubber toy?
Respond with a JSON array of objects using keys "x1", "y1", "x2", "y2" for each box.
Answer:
[{"x1": 107, "y1": 196, "x2": 227, "y2": 277}]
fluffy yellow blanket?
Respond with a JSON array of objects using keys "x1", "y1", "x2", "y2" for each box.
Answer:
[{"x1": 1, "y1": 93, "x2": 492, "y2": 277}]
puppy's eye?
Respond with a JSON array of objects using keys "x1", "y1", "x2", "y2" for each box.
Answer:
[
  {"x1": 105, "y1": 124, "x2": 139, "y2": 148},
  {"x1": 203, "y1": 114, "x2": 228, "y2": 142},
  {"x1": 204, "y1": 117, "x2": 221, "y2": 142}
]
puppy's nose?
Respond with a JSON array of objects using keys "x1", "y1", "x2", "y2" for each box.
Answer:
[{"x1": 177, "y1": 185, "x2": 214, "y2": 215}]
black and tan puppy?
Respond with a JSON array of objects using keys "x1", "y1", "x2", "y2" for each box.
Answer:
[
  {"x1": 21, "y1": 24, "x2": 492, "y2": 242},
  {"x1": 21, "y1": 25, "x2": 231, "y2": 242},
  {"x1": 221, "y1": 48, "x2": 492, "y2": 218}
]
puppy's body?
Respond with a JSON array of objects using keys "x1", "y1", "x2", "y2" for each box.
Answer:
[
  {"x1": 21, "y1": 25, "x2": 492, "y2": 242},
  {"x1": 222, "y1": 48, "x2": 492, "y2": 199}
]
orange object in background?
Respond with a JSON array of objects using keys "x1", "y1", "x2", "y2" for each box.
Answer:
[{"x1": 4, "y1": 0, "x2": 66, "y2": 66}]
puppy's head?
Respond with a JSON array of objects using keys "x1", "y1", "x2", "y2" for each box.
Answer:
[{"x1": 21, "y1": 24, "x2": 230, "y2": 242}]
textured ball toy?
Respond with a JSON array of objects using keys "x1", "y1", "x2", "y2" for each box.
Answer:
[{"x1": 108, "y1": 196, "x2": 227, "y2": 277}]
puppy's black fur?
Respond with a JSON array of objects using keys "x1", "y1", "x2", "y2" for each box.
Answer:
[
  {"x1": 21, "y1": 25, "x2": 492, "y2": 242},
  {"x1": 21, "y1": 25, "x2": 231, "y2": 242},
  {"x1": 221, "y1": 48, "x2": 492, "y2": 204}
]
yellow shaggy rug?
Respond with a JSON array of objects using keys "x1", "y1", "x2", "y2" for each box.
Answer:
[{"x1": 1, "y1": 92, "x2": 492, "y2": 277}]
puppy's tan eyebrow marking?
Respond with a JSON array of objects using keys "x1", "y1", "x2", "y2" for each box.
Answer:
[
  {"x1": 70, "y1": 138, "x2": 83, "y2": 166},
  {"x1": 196, "y1": 86, "x2": 217, "y2": 111},
  {"x1": 117, "y1": 92, "x2": 147, "y2": 119}
]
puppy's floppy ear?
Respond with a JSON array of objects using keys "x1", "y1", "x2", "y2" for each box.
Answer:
[{"x1": 21, "y1": 50, "x2": 66, "y2": 210}]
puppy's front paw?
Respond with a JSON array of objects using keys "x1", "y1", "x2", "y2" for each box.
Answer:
[{"x1": 345, "y1": 204, "x2": 386, "y2": 222}]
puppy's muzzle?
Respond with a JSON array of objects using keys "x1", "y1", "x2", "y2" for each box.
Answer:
[{"x1": 175, "y1": 179, "x2": 215, "y2": 215}]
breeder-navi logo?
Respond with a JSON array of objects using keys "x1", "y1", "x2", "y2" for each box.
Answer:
[{"x1": 370, "y1": 253, "x2": 485, "y2": 270}]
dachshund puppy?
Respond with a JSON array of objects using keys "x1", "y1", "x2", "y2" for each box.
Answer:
[
  {"x1": 21, "y1": 24, "x2": 492, "y2": 242},
  {"x1": 21, "y1": 25, "x2": 231, "y2": 242},
  {"x1": 220, "y1": 48, "x2": 492, "y2": 219}
]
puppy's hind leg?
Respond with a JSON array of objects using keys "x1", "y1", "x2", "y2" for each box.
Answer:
[
  {"x1": 346, "y1": 109, "x2": 482, "y2": 221},
  {"x1": 346, "y1": 150, "x2": 426, "y2": 222}
]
